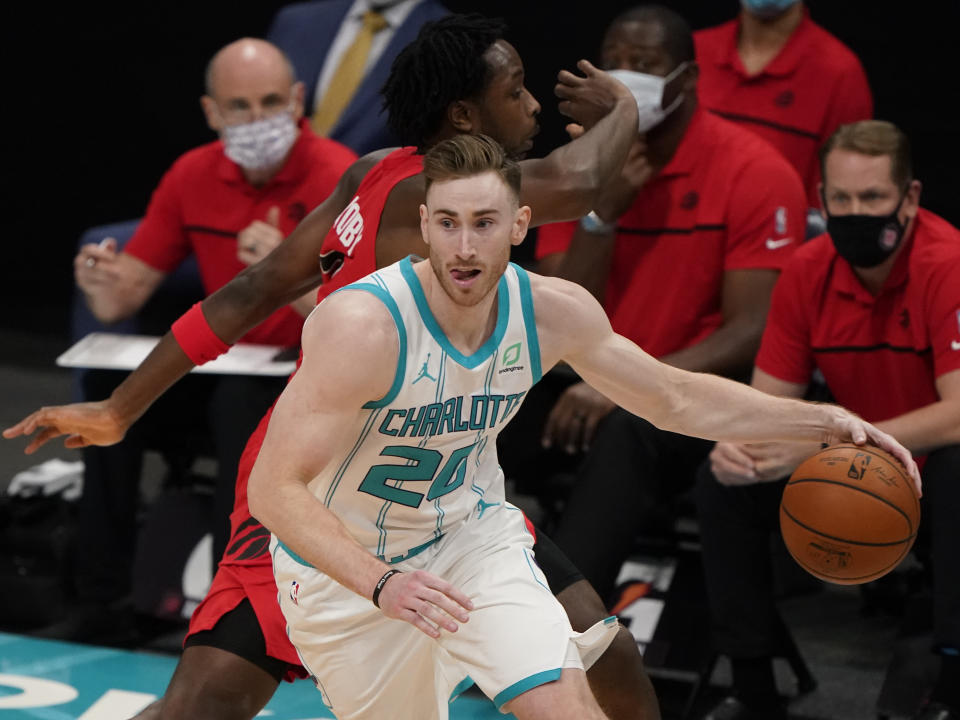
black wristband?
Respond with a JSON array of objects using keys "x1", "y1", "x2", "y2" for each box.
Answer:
[{"x1": 372, "y1": 569, "x2": 402, "y2": 608}]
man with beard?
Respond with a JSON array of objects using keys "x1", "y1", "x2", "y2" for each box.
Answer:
[{"x1": 6, "y1": 15, "x2": 661, "y2": 720}]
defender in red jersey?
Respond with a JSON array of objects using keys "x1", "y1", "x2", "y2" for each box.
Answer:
[
  {"x1": 7, "y1": 16, "x2": 660, "y2": 720},
  {"x1": 696, "y1": 122, "x2": 960, "y2": 719}
]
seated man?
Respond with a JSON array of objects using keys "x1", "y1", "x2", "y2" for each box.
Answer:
[
  {"x1": 250, "y1": 131, "x2": 914, "y2": 720},
  {"x1": 695, "y1": 0, "x2": 873, "y2": 206},
  {"x1": 696, "y1": 120, "x2": 960, "y2": 720},
  {"x1": 524, "y1": 4, "x2": 806, "y2": 603},
  {"x1": 59, "y1": 38, "x2": 355, "y2": 640}
]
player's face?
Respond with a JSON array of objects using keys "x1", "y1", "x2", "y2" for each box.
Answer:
[
  {"x1": 420, "y1": 172, "x2": 531, "y2": 307},
  {"x1": 821, "y1": 150, "x2": 919, "y2": 221},
  {"x1": 473, "y1": 41, "x2": 541, "y2": 159}
]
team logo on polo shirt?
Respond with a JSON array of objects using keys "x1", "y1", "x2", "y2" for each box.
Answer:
[
  {"x1": 288, "y1": 201, "x2": 307, "y2": 222},
  {"x1": 774, "y1": 90, "x2": 795, "y2": 108},
  {"x1": 680, "y1": 191, "x2": 699, "y2": 209},
  {"x1": 334, "y1": 195, "x2": 364, "y2": 255}
]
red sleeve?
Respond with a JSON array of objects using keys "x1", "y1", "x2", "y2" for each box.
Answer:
[
  {"x1": 724, "y1": 152, "x2": 807, "y2": 271},
  {"x1": 535, "y1": 221, "x2": 577, "y2": 260},
  {"x1": 124, "y1": 159, "x2": 191, "y2": 273},
  {"x1": 754, "y1": 260, "x2": 815, "y2": 384},
  {"x1": 925, "y1": 258, "x2": 960, "y2": 379}
]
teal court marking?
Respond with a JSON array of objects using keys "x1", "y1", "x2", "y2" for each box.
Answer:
[{"x1": 0, "y1": 633, "x2": 512, "y2": 719}]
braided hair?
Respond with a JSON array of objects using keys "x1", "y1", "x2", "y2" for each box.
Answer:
[{"x1": 381, "y1": 14, "x2": 507, "y2": 151}]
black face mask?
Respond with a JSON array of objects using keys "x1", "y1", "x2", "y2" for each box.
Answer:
[{"x1": 825, "y1": 194, "x2": 908, "y2": 269}]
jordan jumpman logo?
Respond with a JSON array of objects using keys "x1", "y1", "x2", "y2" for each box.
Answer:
[{"x1": 412, "y1": 353, "x2": 437, "y2": 384}]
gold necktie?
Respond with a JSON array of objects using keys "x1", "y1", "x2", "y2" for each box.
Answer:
[{"x1": 312, "y1": 9, "x2": 389, "y2": 136}]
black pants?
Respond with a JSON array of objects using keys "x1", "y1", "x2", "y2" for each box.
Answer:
[
  {"x1": 75, "y1": 370, "x2": 284, "y2": 603},
  {"x1": 694, "y1": 444, "x2": 960, "y2": 657},
  {"x1": 551, "y1": 407, "x2": 713, "y2": 603}
]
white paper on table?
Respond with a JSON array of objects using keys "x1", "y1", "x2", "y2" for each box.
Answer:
[{"x1": 56, "y1": 332, "x2": 297, "y2": 377}]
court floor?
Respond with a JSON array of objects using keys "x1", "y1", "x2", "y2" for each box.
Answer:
[{"x1": 0, "y1": 633, "x2": 508, "y2": 720}]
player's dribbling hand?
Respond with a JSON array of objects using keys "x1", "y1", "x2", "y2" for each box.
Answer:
[
  {"x1": 2, "y1": 401, "x2": 128, "y2": 454},
  {"x1": 555, "y1": 59, "x2": 635, "y2": 132},
  {"x1": 823, "y1": 407, "x2": 922, "y2": 497},
  {"x1": 376, "y1": 569, "x2": 474, "y2": 639}
]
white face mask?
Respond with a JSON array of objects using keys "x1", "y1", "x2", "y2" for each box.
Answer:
[
  {"x1": 608, "y1": 62, "x2": 689, "y2": 133},
  {"x1": 222, "y1": 111, "x2": 298, "y2": 171}
]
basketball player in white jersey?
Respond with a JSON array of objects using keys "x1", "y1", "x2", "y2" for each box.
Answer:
[{"x1": 248, "y1": 134, "x2": 919, "y2": 720}]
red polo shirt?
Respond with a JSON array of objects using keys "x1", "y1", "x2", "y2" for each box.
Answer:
[
  {"x1": 695, "y1": 10, "x2": 873, "y2": 206},
  {"x1": 756, "y1": 209, "x2": 960, "y2": 423},
  {"x1": 125, "y1": 122, "x2": 357, "y2": 346},
  {"x1": 537, "y1": 109, "x2": 806, "y2": 359}
]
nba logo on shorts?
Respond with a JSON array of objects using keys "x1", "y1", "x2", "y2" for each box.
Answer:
[{"x1": 290, "y1": 580, "x2": 300, "y2": 606}]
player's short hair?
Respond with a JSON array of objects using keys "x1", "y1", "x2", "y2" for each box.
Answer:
[
  {"x1": 820, "y1": 120, "x2": 913, "y2": 189},
  {"x1": 381, "y1": 14, "x2": 507, "y2": 150},
  {"x1": 610, "y1": 4, "x2": 695, "y2": 69},
  {"x1": 423, "y1": 134, "x2": 521, "y2": 203}
]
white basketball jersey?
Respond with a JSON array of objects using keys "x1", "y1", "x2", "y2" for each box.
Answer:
[{"x1": 302, "y1": 256, "x2": 542, "y2": 564}]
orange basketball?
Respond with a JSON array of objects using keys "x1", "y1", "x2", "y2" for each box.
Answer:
[{"x1": 779, "y1": 443, "x2": 920, "y2": 585}]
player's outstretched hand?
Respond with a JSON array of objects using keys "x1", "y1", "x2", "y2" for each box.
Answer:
[
  {"x1": 376, "y1": 569, "x2": 474, "y2": 639},
  {"x1": 824, "y1": 407, "x2": 922, "y2": 496},
  {"x1": 556, "y1": 59, "x2": 634, "y2": 132},
  {"x1": 3, "y1": 401, "x2": 127, "y2": 454}
]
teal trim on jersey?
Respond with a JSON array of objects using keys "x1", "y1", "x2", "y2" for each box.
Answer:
[
  {"x1": 377, "y1": 533, "x2": 444, "y2": 564},
  {"x1": 277, "y1": 533, "x2": 442, "y2": 568},
  {"x1": 276, "y1": 539, "x2": 312, "y2": 568},
  {"x1": 399, "y1": 256, "x2": 509, "y2": 369},
  {"x1": 493, "y1": 668, "x2": 562, "y2": 709},
  {"x1": 511, "y1": 263, "x2": 542, "y2": 384},
  {"x1": 523, "y1": 548, "x2": 549, "y2": 591},
  {"x1": 449, "y1": 675, "x2": 475, "y2": 703},
  {"x1": 331, "y1": 283, "x2": 407, "y2": 409}
]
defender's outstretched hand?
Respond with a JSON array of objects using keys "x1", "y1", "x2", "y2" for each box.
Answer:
[
  {"x1": 375, "y1": 569, "x2": 474, "y2": 639},
  {"x1": 555, "y1": 59, "x2": 634, "y2": 133},
  {"x1": 3, "y1": 401, "x2": 127, "y2": 454}
]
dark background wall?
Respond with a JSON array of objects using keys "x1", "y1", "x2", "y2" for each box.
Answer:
[{"x1": 2, "y1": 1, "x2": 957, "y2": 347}]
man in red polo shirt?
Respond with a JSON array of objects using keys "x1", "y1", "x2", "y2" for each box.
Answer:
[
  {"x1": 695, "y1": 0, "x2": 872, "y2": 206},
  {"x1": 522, "y1": 4, "x2": 806, "y2": 603},
  {"x1": 695, "y1": 120, "x2": 960, "y2": 720},
  {"x1": 61, "y1": 38, "x2": 356, "y2": 641}
]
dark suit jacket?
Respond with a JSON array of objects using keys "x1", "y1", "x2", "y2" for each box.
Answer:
[{"x1": 268, "y1": 0, "x2": 449, "y2": 156}]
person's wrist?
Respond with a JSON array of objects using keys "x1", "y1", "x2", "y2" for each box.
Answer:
[
  {"x1": 579, "y1": 210, "x2": 616, "y2": 234},
  {"x1": 372, "y1": 568, "x2": 403, "y2": 608}
]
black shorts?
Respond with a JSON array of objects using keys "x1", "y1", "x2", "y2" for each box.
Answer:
[
  {"x1": 533, "y1": 527, "x2": 585, "y2": 596},
  {"x1": 186, "y1": 527, "x2": 585, "y2": 680},
  {"x1": 184, "y1": 597, "x2": 295, "y2": 683}
]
